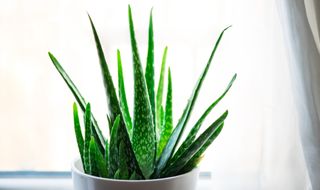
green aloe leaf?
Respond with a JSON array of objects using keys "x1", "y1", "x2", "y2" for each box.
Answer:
[
  {"x1": 48, "y1": 52, "x2": 105, "y2": 153},
  {"x1": 49, "y1": 51, "x2": 143, "y2": 178},
  {"x1": 88, "y1": 136, "x2": 109, "y2": 177},
  {"x1": 178, "y1": 154, "x2": 203, "y2": 175},
  {"x1": 117, "y1": 50, "x2": 133, "y2": 137},
  {"x1": 107, "y1": 115, "x2": 112, "y2": 132},
  {"x1": 160, "y1": 106, "x2": 165, "y2": 131},
  {"x1": 117, "y1": 123, "x2": 144, "y2": 178},
  {"x1": 161, "y1": 111, "x2": 227, "y2": 177},
  {"x1": 89, "y1": 14, "x2": 142, "y2": 178},
  {"x1": 88, "y1": 15, "x2": 122, "y2": 131},
  {"x1": 105, "y1": 140, "x2": 109, "y2": 176},
  {"x1": 129, "y1": 5, "x2": 156, "y2": 179},
  {"x1": 179, "y1": 123, "x2": 224, "y2": 174},
  {"x1": 145, "y1": 9, "x2": 155, "y2": 126},
  {"x1": 83, "y1": 103, "x2": 92, "y2": 174},
  {"x1": 117, "y1": 141, "x2": 130, "y2": 179},
  {"x1": 129, "y1": 171, "x2": 143, "y2": 180},
  {"x1": 73, "y1": 103, "x2": 84, "y2": 165},
  {"x1": 156, "y1": 47, "x2": 168, "y2": 140},
  {"x1": 114, "y1": 169, "x2": 121, "y2": 179},
  {"x1": 89, "y1": 136, "x2": 99, "y2": 176},
  {"x1": 154, "y1": 27, "x2": 231, "y2": 176},
  {"x1": 93, "y1": 139, "x2": 108, "y2": 177},
  {"x1": 109, "y1": 115, "x2": 121, "y2": 177},
  {"x1": 171, "y1": 74, "x2": 236, "y2": 163},
  {"x1": 109, "y1": 115, "x2": 141, "y2": 178},
  {"x1": 157, "y1": 69, "x2": 173, "y2": 158},
  {"x1": 108, "y1": 115, "x2": 142, "y2": 178}
]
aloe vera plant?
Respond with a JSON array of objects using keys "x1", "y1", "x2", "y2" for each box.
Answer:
[{"x1": 48, "y1": 5, "x2": 236, "y2": 180}]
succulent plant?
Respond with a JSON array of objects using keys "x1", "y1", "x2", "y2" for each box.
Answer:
[{"x1": 48, "y1": 6, "x2": 236, "y2": 180}]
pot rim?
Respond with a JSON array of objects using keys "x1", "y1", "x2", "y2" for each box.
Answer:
[{"x1": 72, "y1": 158, "x2": 198, "y2": 183}]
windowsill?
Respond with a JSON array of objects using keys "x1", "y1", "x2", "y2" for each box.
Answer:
[
  {"x1": 0, "y1": 178, "x2": 72, "y2": 190},
  {"x1": 0, "y1": 172, "x2": 258, "y2": 189},
  {"x1": 0, "y1": 172, "x2": 72, "y2": 190}
]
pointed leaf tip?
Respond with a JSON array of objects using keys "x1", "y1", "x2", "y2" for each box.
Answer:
[
  {"x1": 117, "y1": 49, "x2": 133, "y2": 137},
  {"x1": 128, "y1": 5, "x2": 132, "y2": 14},
  {"x1": 155, "y1": 27, "x2": 229, "y2": 176},
  {"x1": 88, "y1": 13, "x2": 122, "y2": 131},
  {"x1": 48, "y1": 52, "x2": 106, "y2": 153},
  {"x1": 145, "y1": 8, "x2": 156, "y2": 131},
  {"x1": 223, "y1": 25, "x2": 232, "y2": 32},
  {"x1": 171, "y1": 74, "x2": 235, "y2": 164},
  {"x1": 129, "y1": 6, "x2": 156, "y2": 178},
  {"x1": 149, "y1": 7, "x2": 154, "y2": 17}
]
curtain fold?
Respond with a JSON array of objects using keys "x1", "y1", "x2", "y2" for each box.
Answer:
[{"x1": 277, "y1": 0, "x2": 320, "y2": 189}]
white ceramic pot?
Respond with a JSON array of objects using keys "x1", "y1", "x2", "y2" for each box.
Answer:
[{"x1": 72, "y1": 159, "x2": 198, "y2": 190}]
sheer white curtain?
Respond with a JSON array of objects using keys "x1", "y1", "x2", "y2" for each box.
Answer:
[{"x1": 277, "y1": 0, "x2": 320, "y2": 189}]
